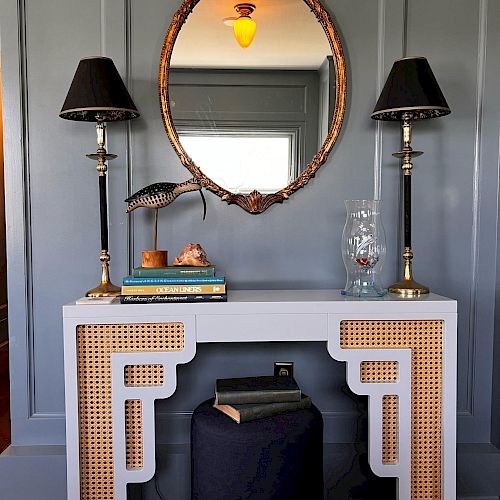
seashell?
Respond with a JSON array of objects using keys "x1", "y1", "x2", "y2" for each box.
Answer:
[{"x1": 173, "y1": 243, "x2": 212, "y2": 267}]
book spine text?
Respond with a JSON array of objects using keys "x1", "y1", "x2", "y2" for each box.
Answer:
[
  {"x1": 122, "y1": 284, "x2": 226, "y2": 295},
  {"x1": 120, "y1": 294, "x2": 227, "y2": 304}
]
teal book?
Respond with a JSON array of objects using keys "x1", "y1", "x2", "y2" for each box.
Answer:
[
  {"x1": 123, "y1": 276, "x2": 224, "y2": 286},
  {"x1": 213, "y1": 395, "x2": 312, "y2": 423},
  {"x1": 133, "y1": 266, "x2": 216, "y2": 278}
]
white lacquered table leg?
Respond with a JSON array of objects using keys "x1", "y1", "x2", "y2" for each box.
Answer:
[
  {"x1": 112, "y1": 349, "x2": 195, "y2": 500},
  {"x1": 327, "y1": 313, "x2": 455, "y2": 500}
]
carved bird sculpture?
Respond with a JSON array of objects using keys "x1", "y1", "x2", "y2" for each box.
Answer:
[
  {"x1": 125, "y1": 177, "x2": 207, "y2": 251},
  {"x1": 125, "y1": 177, "x2": 206, "y2": 217}
]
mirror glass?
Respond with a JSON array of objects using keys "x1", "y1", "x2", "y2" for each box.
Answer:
[{"x1": 161, "y1": 0, "x2": 346, "y2": 213}]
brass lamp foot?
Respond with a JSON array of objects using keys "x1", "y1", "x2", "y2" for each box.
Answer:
[
  {"x1": 86, "y1": 250, "x2": 121, "y2": 297},
  {"x1": 86, "y1": 281, "x2": 121, "y2": 297},
  {"x1": 388, "y1": 278, "x2": 429, "y2": 297},
  {"x1": 389, "y1": 247, "x2": 429, "y2": 297}
]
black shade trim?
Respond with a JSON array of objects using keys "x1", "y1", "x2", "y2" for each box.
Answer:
[
  {"x1": 59, "y1": 107, "x2": 139, "y2": 122},
  {"x1": 371, "y1": 106, "x2": 450, "y2": 121}
]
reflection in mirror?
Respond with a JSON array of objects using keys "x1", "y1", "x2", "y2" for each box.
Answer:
[{"x1": 160, "y1": 0, "x2": 346, "y2": 213}]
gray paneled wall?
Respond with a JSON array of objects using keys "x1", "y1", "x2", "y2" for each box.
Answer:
[{"x1": 0, "y1": 0, "x2": 499, "y2": 455}]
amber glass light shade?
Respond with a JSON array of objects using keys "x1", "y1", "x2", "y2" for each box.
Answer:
[{"x1": 233, "y1": 16, "x2": 256, "y2": 48}]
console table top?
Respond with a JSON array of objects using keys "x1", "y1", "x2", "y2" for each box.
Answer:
[{"x1": 63, "y1": 289, "x2": 457, "y2": 319}]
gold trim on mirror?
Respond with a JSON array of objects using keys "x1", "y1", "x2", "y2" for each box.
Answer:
[{"x1": 159, "y1": 0, "x2": 347, "y2": 214}]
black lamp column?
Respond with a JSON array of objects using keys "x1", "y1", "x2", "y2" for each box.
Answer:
[
  {"x1": 390, "y1": 113, "x2": 427, "y2": 295},
  {"x1": 85, "y1": 120, "x2": 119, "y2": 296}
]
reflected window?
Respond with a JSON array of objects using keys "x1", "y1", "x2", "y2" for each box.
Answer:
[{"x1": 179, "y1": 130, "x2": 297, "y2": 194}]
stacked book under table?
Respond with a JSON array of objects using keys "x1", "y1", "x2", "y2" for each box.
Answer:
[
  {"x1": 120, "y1": 265, "x2": 227, "y2": 304},
  {"x1": 213, "y1": 376, "x2": 311, "y2": 423}
]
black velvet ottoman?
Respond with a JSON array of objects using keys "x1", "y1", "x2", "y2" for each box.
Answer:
[{"x1": 191, "y1": 398, "x2": 324, "y2": 499}]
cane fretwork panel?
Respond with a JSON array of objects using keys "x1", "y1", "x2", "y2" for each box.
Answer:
[
  {"x1": 360, "y1": 360, "x2": 399, "y2": 383},
  {"x1": 125, "y1": 400, "x2": 143, "y2": 469},
  {"x1": 124, "y1": 364, "x2": 164, "y2": 387},
  {"x1": 382, "y1": 395, "x2": 399, "y2": 464},
  {"x1": 77, "y1": 323, "x2": 185, "y2": 500},
  {"x1": 340, "y1": 320, "x2": 443, "y2": 500}
]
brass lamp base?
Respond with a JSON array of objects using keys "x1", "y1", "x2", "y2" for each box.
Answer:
[
  {"x1": 388, "y1": 278, "x2": 429, "y2": 297},
  {"x1": 389, "y1": 247, "x2": 429, "y2": 297},
  {"x1": 86, "y1": 281, "x2": 121, "y2": 297},
  {"x1": 86, "y1": 250, "x2": 121, "y2": 297}
]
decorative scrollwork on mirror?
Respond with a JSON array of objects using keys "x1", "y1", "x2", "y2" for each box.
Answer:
[{"x1": 159, "y1": 0, "x2": 346, "y2": 214}]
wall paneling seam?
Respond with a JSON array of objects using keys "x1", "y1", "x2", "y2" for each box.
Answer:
[
  {"x1": 466, "y1": 0, "x2": 488, "y2": 416},
  {"x1": 17, "y1": 0, "x2": 37, "y2": 419},
  {"x1": 100, "y1": 0, "x2": 107, "y2": 56},
  {"x1": 373, "y1": 0, "x2": 385, "y2": 201},
  {"x1": 402, "y1": 0, "x2": 408, "y2": 57},
  {"x1": 125, "y1": 0, "x2": 134, "y2": 275}
]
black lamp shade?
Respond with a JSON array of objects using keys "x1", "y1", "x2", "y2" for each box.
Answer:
[
  {"x1": 59, "y1": 56, "x2": 140, "y2": 122},
  {"x1": 371, "y1": 56, "x2": 450, "y2": 121}
]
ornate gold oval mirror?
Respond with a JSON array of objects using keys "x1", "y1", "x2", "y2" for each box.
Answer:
[{"x1": 160, "y1": 0, "x2": 346, "y2": 214}]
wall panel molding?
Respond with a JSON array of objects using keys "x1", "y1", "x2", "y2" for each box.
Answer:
[
  {"x1": 16, "y1": 0, "x2": 37, "y2": 418},
  {"x1": 465, "y1": 0, "x2": 488, "y2": 416},
  {"x1": 125, "y1": 0, "x2": 135, "y2": 275},
  {"x1": 372, "y1": 0, "x2": 386, "y2": 201}
]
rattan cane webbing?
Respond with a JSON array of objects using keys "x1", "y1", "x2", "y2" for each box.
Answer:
[
  {"x1": 360, "y1": 360, "x2": 399, "y2": 382},
  {"x1": 382, "y1": 395, "x2": 399, "y2": 464},
  {"x1": 77, "y1": 323, "x2": 184, "y2": 500},
  {"x1": 340, "y1": 320, "x2": 443, "y2": 500},
  {"x1": 125, "y1": 400, "x2": 143, "y2": 469},
  {"x1": 124, "y1": 364, "x2": 164, "y2": 386}
]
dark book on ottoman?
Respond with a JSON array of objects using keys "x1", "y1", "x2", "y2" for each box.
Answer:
[
  {"x1": 214, "y1": 394, "x2": 312, "y2": 423},
  {"x1": 215, "y1": 376, "x2": 301, "y2": 404}
]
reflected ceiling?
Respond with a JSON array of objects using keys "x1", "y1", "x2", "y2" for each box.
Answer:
[{"x1": 171, "y1": 0, "x2": 331, "y2": 69}]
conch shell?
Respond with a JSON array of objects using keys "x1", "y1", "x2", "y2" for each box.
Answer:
[{"x1": 173, "y1": 243, "x2": 212, "y2": 267}]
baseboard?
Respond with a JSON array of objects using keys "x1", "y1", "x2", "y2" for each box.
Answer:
[
  {"x1": 458, "y1": 497, "x2": 499, "y2": 500},
  {"x1": 457, "y1": 443, "x2": 500, "y2": 499},
  {"x1": 1, "y1": 442, "x2": 498, "y2": 500},
  {"x1": 0, "y1": 445, "x2": 66, "y2": 500}
]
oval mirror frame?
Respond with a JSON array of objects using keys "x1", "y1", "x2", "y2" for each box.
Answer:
[{"x1": 159, "y1": 0, "x2": 347, "y2": 214}]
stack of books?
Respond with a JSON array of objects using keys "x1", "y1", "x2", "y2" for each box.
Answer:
[
  {"x1": 213, "y1": 375, "x2": 311, "y2": 423},
  {"x1": 120, "y1": 265, "x2": 227, "y2": 304}
]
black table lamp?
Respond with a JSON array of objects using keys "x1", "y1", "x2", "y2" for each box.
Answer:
[
  {"x1": 60, "y1": 56, "x2": 140, "y2": 297},
  {"x1": 372, "y1": 56, "x2": 450, "y2": 297}
]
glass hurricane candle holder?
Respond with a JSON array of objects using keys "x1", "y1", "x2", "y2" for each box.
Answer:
[{"x1": 341, "y1": 200, "x2": 387, "y2": 297}]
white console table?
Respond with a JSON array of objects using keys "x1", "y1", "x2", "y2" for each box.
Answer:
[{"x1": 63, "y1": 290, "x2": 457, "y2": 500}]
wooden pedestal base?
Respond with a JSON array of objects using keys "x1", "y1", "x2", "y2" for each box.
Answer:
[{"x1": 141, "y1": 250, "x2": 167, "y2": 268}]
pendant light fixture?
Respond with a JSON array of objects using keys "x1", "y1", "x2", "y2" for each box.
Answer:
[{"x1": 232, "y1": 3, "x2": 256, "y2": 48}]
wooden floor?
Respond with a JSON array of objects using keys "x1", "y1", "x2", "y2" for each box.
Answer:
[{"x1": 0, "y1": 341, "x2": 10, "y2": 453}]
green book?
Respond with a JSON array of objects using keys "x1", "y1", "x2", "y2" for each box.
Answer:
[
  {"x1": 214, "y1": 376, "x2": 301, "y2": 405},
  {"x1": 214, "y1": 395, "x2": 312, "y2": 423},
  {"x1": 133, "y1": 266, "x2": 215, "y2": 278}
]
